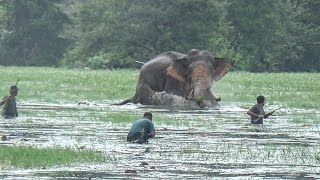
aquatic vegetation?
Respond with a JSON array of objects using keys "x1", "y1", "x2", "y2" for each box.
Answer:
[
  {"x1": 0, "y1": 145, "x2": 106, "y2": 169},
  {"x1": 97, "y1": 112, "x2": 140, "y2": 124}
]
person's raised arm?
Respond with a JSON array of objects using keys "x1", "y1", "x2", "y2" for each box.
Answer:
[{"x1": 0, "y1": 96, "x2": 10, "y2": 106}]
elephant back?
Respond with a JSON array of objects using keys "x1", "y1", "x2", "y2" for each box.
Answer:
[
  {"x1": 137, "y1": 53, "x2": 173, "y2": 92},
  {"x1": 152, "y1": 51, "x2": 186, "y2": 61},
  {"x1": 141, "y1": 52, "x2": 186, "y2": 72}
]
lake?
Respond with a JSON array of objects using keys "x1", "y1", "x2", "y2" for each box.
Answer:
[{"x1": 1, "y1": 101, "x2": 319, "y2": 179}]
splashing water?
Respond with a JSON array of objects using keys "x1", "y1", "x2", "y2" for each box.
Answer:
[{"x1": 154, "y1": 92, "x2": 200, "y2": 109}]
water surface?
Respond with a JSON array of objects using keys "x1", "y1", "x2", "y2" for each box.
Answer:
[{"x1": 1, "y1": 101, "x2": 320, "y2": 179}]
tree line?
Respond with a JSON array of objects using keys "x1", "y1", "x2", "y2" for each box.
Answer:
[{"x1": 0, "y1": 0, "x2": 319, "y2": 72}]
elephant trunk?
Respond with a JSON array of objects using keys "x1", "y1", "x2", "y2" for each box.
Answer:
[
  {"x1": 189, "y1": 63, "x2": 221, "y2": 108},
  {"x1": 192, "y1": 87, "x2": 220, "y2": 108}
]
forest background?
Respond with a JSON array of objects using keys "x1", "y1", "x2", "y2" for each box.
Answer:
[{"x1": 0, "y1": 0, "x2": 319, "y2": 72}]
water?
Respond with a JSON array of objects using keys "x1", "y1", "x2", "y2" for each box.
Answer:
[{"x1": 1, "y1": 101, "x2": 320, "y2": 179}]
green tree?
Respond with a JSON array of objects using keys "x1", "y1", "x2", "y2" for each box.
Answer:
[
  {"x1": 0, "y1": 0, "x2": 71, "y2": 66},
  {"x1": 227, "y1": 0, "x2": 320, "y2": 72},
  {"x1": 227, "y1": 0, "x2": 286, "y2": 71},
  {"x1": 62, "y1": 0, "x2": 235, "y2": 69},
  {"x1": 285, "y1": 0, "x2": 320, "y2": 71}
]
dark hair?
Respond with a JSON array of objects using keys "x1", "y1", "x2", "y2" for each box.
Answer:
[
  {"x1": 143, "y1": 112, "x2": 153, "y2": 121},
  {"x1": 257, "y1": 95, "x2": 265, "y2": 104},
  {"x1": 10, "y1": 85, "x2": 18, "y2": 91}
]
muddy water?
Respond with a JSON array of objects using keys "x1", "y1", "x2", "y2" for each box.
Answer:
[{"x1": 1, "y1": 101, "x2": 320, "y2": 179}]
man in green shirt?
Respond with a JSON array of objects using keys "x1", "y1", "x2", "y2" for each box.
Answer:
[
  {"x1": 0, "y1": 85, "x2": 19, "y2": 118},
  {"x1": 127, "y1": 112, "x2": 155, "y2": 144},
  {"x1": 247, "y1": 95, "x2": 274, "y2": 124}
]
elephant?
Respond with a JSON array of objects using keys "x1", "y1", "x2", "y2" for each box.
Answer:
[{"x1": 115, "y1": 49, "x2": 233, "y2": 108}]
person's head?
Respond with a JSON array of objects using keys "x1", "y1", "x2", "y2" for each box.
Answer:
[
  {"x1": 9, "y1": 85, "x2": 18, "y2": 96},
  {"x1": 257, "y1": 95, "x2": 265, "y2": 105},
  {"x1": 143, "y1": 112, "x2": 153, "y2": 121}
]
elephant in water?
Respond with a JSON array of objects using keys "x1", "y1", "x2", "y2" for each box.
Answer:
[{"x1": 115, "y1": 49, "x2": 233, "y2": 108}]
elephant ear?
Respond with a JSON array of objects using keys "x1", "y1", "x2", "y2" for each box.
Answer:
[
  {"x1": 212, "y1": 58, "x2": 233, "y2": 82},
  {"x1": 167, "y1": 57, "x2": 189, "y2": 83}
]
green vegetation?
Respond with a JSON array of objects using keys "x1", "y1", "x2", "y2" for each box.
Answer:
[
  {"x1": 0, "y1": 145, "x2": 106, "y2": 168},
  {"x1": 216, "y1": 72, "x2": 320, "y2": 109},
  {"x1": 1, "y1": 67, "x2": 320, "y2": 109},
  {"x1": 0, "y1": 1, "x2": 319, "y2": 72},
  {"x1": 101, "y1": 112, "x2": 181, "y2": 125},
  {"x1": 291, "y1": 113, "x2": 320, "y2": 126},
  {"x1": 0, "y1": 0, "x2": 71, "y2": 66},
  {"x1": 0, "y1": 67, "x2": 138, "y2": 102}
]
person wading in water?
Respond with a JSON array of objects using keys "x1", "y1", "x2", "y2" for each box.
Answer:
[
  {"x1": 247, "y1": 95, "x2": 279, "y2": 125},
  {"x1": 127, "y1": 112, "x2": 155, "y2": 144},
  {"x1": 1, "y1": 85, "x2": 19, "y2": 119}
]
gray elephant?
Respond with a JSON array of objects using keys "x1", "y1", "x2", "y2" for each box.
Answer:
[{"x1": 115, "y1": 49, "x2": 233, "y2": 108}]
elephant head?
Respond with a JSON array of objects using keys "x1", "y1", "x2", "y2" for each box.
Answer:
[{"x1": 167, "y1": 49, "x2": 232, "y2": 108}]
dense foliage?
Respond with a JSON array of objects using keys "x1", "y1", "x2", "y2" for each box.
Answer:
[
  {"x1": 0, "y1": 0, "x2": 71, "y2": 66},
  {"x1": 0, "y1": 0, "x2": 319, "y2": 71}
]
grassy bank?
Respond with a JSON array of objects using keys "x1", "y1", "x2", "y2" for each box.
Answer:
[
  {"x1": 0, "y1": 145, "x2": 106, "y2": 169},
  {"x1": 217, "y1": 72, "x2": 320, "y2": 109},
  {"x1": 0, "y1": 66, "x2": 138, "y2": 103},
  {"x1": 1, "y1": 66, "x2": 319, "y2": 109}
]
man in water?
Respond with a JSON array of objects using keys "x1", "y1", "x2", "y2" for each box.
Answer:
[
  {"x1": 0, "y1": 85, "x2": 19, "y2": 118},
  {"x1": 247, "y1": 95, "x2": 275, "y2": 124},
  {"x1": 127, "y1": 112, "x2": 155, "y2": 144}
]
